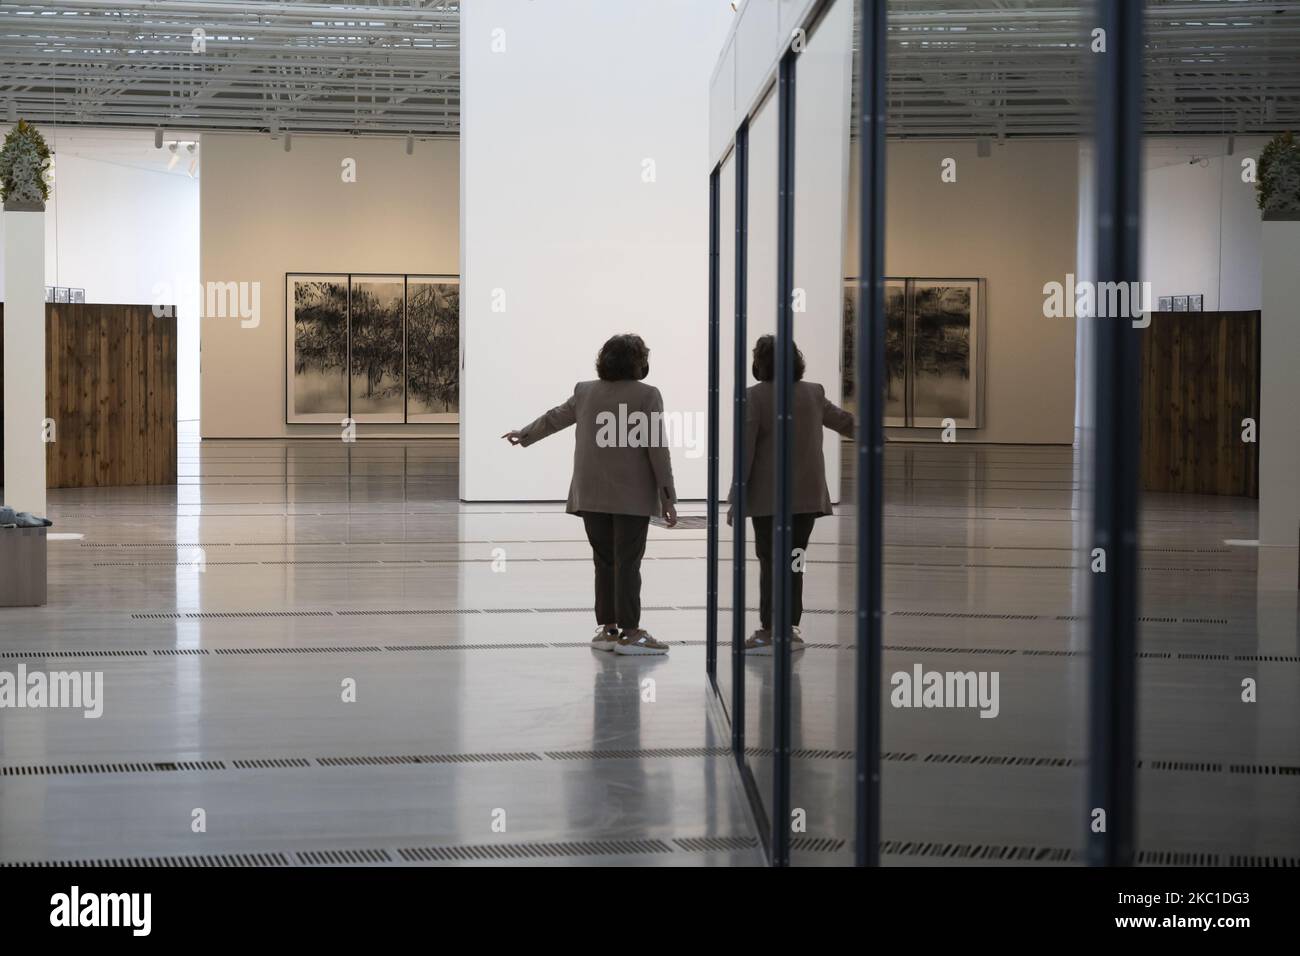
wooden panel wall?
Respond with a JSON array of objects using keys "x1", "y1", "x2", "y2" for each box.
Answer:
[
  {"x1": 1140, "y1": 310, "x2": 1259, "y2": 497},
  {"x1": 0, "y1": 303, "x2": 177, "y2": 489}
]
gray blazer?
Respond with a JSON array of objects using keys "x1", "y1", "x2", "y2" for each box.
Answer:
[
  {"x1": 519, "y1": 379, "x2": 677, "y2": 517},
  {"x1": 733, "y1": 380, "x2": 855, "y2": 518}
]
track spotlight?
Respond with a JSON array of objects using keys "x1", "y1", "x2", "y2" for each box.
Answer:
[
  {"x1": 977, "y1": 136, "x2": 992, "y2": 158},
  {"x1": 1226, "y1": 135, "x2": 1235, "y2": 156},
  {"x1": 406, "y1": 133, "x2": 414, "y2": 155},
  {"x1": 8, "y1": 101, "x2": 18, "y2": 123},
  {"x1": 284, "y1": 131, "x2": 292, "y2": 152},
  {"x1": 154, "y1": 127, "x2": 164, "y2": 149}
]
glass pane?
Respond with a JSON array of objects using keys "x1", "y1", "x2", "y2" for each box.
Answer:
[
  {"x1": 742, "y1": 86, "x2": 779, "y2": 834},
  {"x1": 789, "y1": 0, "x2": 857, "y2": 865},
  {"x1": 717, "y1": 151, "x2": 737, "y2": 719}
]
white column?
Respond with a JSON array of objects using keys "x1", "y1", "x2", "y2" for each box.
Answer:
[
  {"x1": 2, "y1": 208, "x2": 46, "y2": 516},
  {"x1": 1258, "y1": 220, "x2": 1300, "y2": 550}
]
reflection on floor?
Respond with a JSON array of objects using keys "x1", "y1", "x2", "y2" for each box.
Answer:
[{"x1": 0, "y1": 433, "x2": 1294, "y2": 866}]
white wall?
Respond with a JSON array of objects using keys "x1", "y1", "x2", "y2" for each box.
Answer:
[
  {"x1": 1141, "y1": 136, "x2": 1267, "y2": 312},
  {"x1": 0, "y1": 144, "x2": 200, "y2": 421},
  {"x1": 200, "y1": 132, "x2": 459, "y2": 439},
  {"x1": 460, "y1": 0, "x2": 736, "y2": 500}
]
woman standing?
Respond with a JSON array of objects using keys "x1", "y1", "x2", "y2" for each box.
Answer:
[
  {"x1": 731, "y1": 335, "x2": 855, "y2": 655},
  {"x1": 503, "y1": 333, "x2": 678, "y2": 656}
]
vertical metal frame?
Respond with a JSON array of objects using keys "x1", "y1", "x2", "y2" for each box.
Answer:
[
  {"x1": 855, "y1": 0, "x2": 887, "y2": 868},
  {"x1": 731, "y1": 120, "x2": 750, "y2": 761},
  {"x1": 771, "y1": 49, "x2": 797, "y2": 868},
  {"x1": 1087, "y1": 0, "x2": 1143, "y2": 868},
  {"x1": 707, "y1": 167, "x2": 721, "y2": 688}
]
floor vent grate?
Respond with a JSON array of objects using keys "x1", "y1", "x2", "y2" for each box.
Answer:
[
  {"x1": 1225, "y1": 854, "x2": 1300, "y2": 866},
  {"x1": 1177, "y1": 653, "x2": 1231, "y2": 661},
  {"x1": 1137, "y1": 850, "x2": 1220, "y2": 866},
  {"x1": 153, "y1": 648, "x2": 210, "y2": 656},
  {"x1": 880, "y1": 840, "x2": 1077, "y2": 862},
  {"x1": 546, "y1": 747, "x2": 730, "y2": 761},
  {"x1": 297, "y1": 848, "x2": 392, "y2": 865},
  {"x1": 923, "y1": 753, "x2": 1078, "y2": 768},
  {"x1": 229, "y1": 758, "x2": 312, "y2": 770},
  {"x1": 673, "y1": 836, "x2": 760, "y2": 853},
  {"x1": 1235, "y1": 654, "x2": 1300, "y2": 662},
  {"x1": 885, "y1": 644, "x2": 1018, "y2": 655},
  {"x1": 0, "y1": 852, "x2": 291, "y2": 868},
  {"x1": 1145, "y1": 760, "x2": 1223, "y2": 773},
  {"x1": 791, "y1": 837, "x2": 847, "y2": 853},
  {"x1": 336, "y1": 608, "x2": 480, "y2": 616},
  {"x1": 0, "y1": 649, "x2": 148, "y2": 659},
  {"x1": 212, "y1": 646, "x2": 382, "y2": 654},
  {"x1": 1227, "y1": 764, "x2": 1300, "y2": 775},
  {"x1": 398, "y1": 839, "x2": 673, "y2": 862},
  {"x1": 382, "y1": 643, "x2": 548, "y2": 651}
]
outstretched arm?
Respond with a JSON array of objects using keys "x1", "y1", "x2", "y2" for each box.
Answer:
[
  {"x1": 822, "y1": 389, "x2": 856, "y2": 438},
  {"x1": 503, "y1": 389, "x2": 578, "y2": 447}
]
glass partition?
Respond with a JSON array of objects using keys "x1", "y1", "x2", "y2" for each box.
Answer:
[{"x1": 741, "y1": 85, "x2": 780, "y2": 840}]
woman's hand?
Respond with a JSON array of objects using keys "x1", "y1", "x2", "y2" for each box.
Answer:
[
  {"x1": 501, "y1": 431, "x2": 523, "y2": 446},
  {"x1": 663, "y1": 502, "x2": 678, "y2": 528}
]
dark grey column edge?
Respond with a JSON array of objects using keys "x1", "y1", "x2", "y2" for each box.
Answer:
[
  {"x1": 1087, "y1": 0, "x2": 1144, "y2": 868},
  {"x1": 855, "y1": 0, "x2": 887, "y2": 869}
]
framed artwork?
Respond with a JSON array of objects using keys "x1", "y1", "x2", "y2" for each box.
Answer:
[
  {"x1": 1157, "y1": 296, "x2": 1172, "y2": 312},
  {"x1": 286, "y1": 274, "x2": 350, "y2": 423},
  {"x1": 286, "y1": 272, "x2": 460, "y2": 425},
  {"x1": 1172, "y1": 295, "x2": 1189, "y2": 312},
  {"x1": 54, "y1": 287, "x2": 70, "y2": 303},
  {"x1": 43, "y1": 287, "x2": 53, "y2": 303},
  {"x1": 349, "y1": 275, "x2": 406, "y2": 423},
  {"x1": 844, "y1": 276, "x2": 984, "y2": 428},
  {"x1": 406, "y1": 276, "x2": 460, "y2": 422},
  {"x1": 71, "y1": 288, "x2": 85, "y2": 303},
  {"x1": 1189, "y1": 294, "x2": 1203, "y2": 311}
]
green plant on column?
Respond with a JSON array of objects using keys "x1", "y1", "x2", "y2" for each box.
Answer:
[
  {"x1": 0, "y1": 118, "x2": 52, "y2": 211},
  {"x1": 1256, "y1": 131, "x2": 1300, "y2": 221}
]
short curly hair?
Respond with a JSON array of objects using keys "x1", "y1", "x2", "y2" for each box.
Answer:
[
  {"x1": 596, "y1": 333, "x2": 650, "y2": 381},
  {"x1": 751, "y1": 334, "x2": 805, "y2": 382}
]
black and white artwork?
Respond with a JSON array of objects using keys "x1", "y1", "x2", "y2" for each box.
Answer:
[
  {"x1": 54, "y1": 287, "x2": 69, "y2": 303},
  {"x1": 1189, "y1": 294, "x2": 1203, "y2": 311},
  {"x1": 1172, "y1": 295, "x2": 1189, "y2": 312},
  {"x1": 349, "y1": 276, "x2": 406, "y2": 422},
  {"x1": 71, "y1": 289, "x2": 85, "y2": 304},
  {"x1": 1157, "y1": 296, "x2": 1172, "y2": 312},
  {"x1": 286, "y1": 272, "x2": 460, "y2": 425},
  {"x1": 287, "y1": 275, "x2": 349, "y2": 423},
  {"x1": 843, "y1": 277, "x2": 983, "y2": 428},
  {"x1": 406, "y1": 277, "x2": 459, "y2": 421}
]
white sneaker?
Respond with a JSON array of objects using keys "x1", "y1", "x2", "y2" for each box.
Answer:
[
  {"x1": 591, "y1": 626, "x2": 619, "y2": 652},
  {"x1": 792, "y1": 625, "x2": 807, "y2": 652},
  {"x1": 614, "y1": 629, "x2": 669, "y2": 656}
]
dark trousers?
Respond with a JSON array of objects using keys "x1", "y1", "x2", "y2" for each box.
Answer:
[
  {"x1": 581, "y1": 512, "x2": 651, "y2": 630},
  {"x1": 752, "y1": 513, "x2": 817, "y2": 631}
]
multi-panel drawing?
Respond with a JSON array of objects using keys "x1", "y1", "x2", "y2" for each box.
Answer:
[
  {"x1": 843, "y1": 276, "x2": 984, "y2": 428},
  {"x1": 285, "y1": 273, "x2": 459, "y2": 424}
]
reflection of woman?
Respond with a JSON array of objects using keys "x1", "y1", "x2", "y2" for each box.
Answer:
[
  {"x1": 503, "y1": 334, "x2": 678, "y2": 656},
  {"x1": 730, "y1": 335, "x2": 855, "y2": 655}
]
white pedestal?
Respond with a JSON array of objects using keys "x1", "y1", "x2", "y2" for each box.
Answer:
[
  {"x1": 1259, "y1": 220, "x2": 1300, "y2": 552},
  {"x1": 2, "y1": 208, "x2": 47, "y2": 516}
]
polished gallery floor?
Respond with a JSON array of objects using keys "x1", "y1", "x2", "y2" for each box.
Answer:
[{"x1": 0, "y1": 429, "x2": 1295, "y2": 867}]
